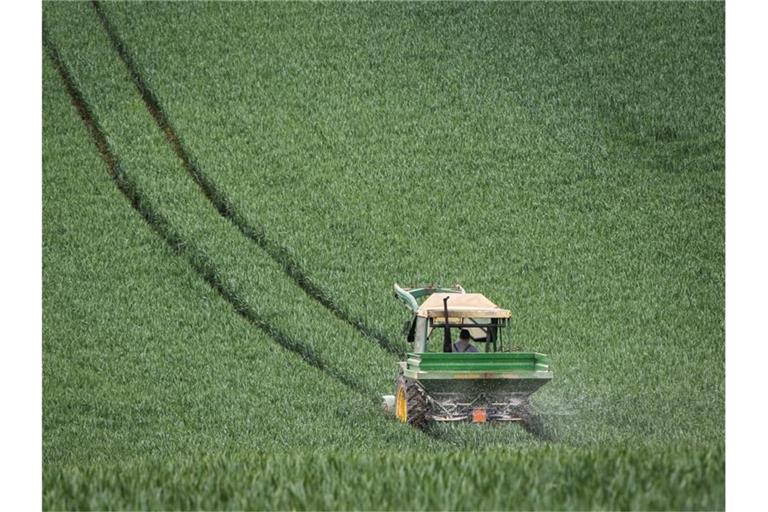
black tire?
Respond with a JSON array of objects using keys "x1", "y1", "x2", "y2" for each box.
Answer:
[
  {"x1": 518, "y1": 401, "x2": 553, "y2": 441},
  {"x1": 395, "y1": 375, "x2": 428, "y2": 428}
]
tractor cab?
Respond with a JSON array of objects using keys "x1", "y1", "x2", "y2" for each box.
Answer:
[{"x1": 395, "y1": 284, "x2": 511, "y2": 353}]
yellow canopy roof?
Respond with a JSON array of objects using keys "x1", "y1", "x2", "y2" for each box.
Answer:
[{"x1": 416, "y1": 293, "x2": 511, "y2": 319}]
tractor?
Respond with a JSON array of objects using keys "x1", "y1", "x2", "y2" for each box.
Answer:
[{"x1": 383, "y1": 284, "x2": 553, "y2": 427}]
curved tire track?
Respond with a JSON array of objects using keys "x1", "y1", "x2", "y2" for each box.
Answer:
[
  {"x1": 91, "y1": 0, "x2": 403, "y2": 357},
  {"x1": 43, "y1": 31, "x2": 374, "y2": 399}
]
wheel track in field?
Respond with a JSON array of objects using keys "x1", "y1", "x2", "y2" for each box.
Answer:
[
  {"x1": 90, "y1": 0, "x2": 403, "y2": 358},
  {"x1": 43, "y1": 30, "x2": 377, "y2": 399},
  {"x1": 46, "y1": 14, "x2": 547, "y2": 444}
]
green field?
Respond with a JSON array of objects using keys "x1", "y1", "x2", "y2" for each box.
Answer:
[{"x1": 43, "y1": 1, "x2": 724, "y2": 510}]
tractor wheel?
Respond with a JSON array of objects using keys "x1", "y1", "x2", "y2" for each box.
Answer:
[
  {"x1": 394, "y1": 376, "x2": 428, "y2": 428},
  {"x1": 518, "y1": 401, "x2": 552, "y2": 440}
]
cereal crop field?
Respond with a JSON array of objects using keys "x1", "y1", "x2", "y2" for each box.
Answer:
[{"x1": 42, "y1": 2, "x2": 724, "y2": 509}]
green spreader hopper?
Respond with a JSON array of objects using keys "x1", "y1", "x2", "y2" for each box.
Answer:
[{"x1": 383, "y1": 284, "x2": 552, "y2": 427}]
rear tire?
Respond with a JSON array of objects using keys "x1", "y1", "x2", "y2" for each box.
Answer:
[
  {"x1": 518, "y1": 401, "x2": 552, "y2": 440},
  {"x1": 394, "y1": 376, "x2": 428, "y2": 428}
]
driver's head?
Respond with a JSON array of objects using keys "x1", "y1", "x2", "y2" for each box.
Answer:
[{"x1": 459, "y1": 329, "x2": 471, "y2": 341}]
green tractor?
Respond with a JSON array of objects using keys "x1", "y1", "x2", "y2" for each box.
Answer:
[{"x1": 384, "y1": 284, "x2": 553, "y2": 427}]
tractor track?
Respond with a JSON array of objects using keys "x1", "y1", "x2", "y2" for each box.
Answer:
[
  {"x1": 43, "y1": 30, "x2": 376, "y2": 400},
  {"x1": 46, "y1": 12, "x2": 546, "y2": 444},
  {"x1": 90, "y1": 0, "x2": 403, "y2": 358},
  {"x1": 41, "y1": 33, "x2": 543, "y2": 438}
]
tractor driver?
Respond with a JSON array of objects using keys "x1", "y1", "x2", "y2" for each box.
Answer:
[{"x1": 453, "y1": 329, "x2": 478, "y2": 353}]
